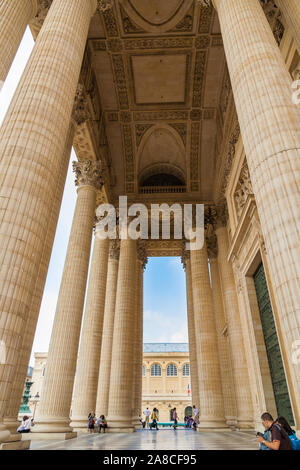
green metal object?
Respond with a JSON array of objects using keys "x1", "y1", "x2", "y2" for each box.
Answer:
[
  {"x1": 254, "y1": 263, "x2": 294, "y2": 425},
  {"x1": 19, "y1": 379, "x2": 33, "y2": 414}
]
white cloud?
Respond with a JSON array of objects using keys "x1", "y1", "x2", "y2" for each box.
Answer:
[{"x1": 143, "y1": 309, "x2": 188, "y2": 343}]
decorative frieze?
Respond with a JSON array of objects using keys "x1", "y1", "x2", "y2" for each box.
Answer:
[
  {"x1": 234, "y1": 159, "x2": 254, "y2": 220},
  {"x1": 133, "y1": 111, "x2": 189, "y2": 122},
  {"x1": 101, "y1": 4, "x2": 119, "y2": 37},
  {"x1": 73, "y1": 160, "x2": 104, "y2": 190},
  {"x1": 198, "y1": 2, "x2": 213, "y2": 34},
  {"x1": 112, "y1": 55, "x2": 129, "y2": 110},
  {"x1": 222, "y1": 123, "x2": 240, "y2": 195},
  {"x1": 190, "y1": 122, "x2": 201, "y2": 192},
  {"x1": 124, "y1": 37, "x2": 193, "y2": 51},
  {"x1": 135, "y1": 124, "x2": 153, "y2": 148},
  {"x1": 72, "y1": 85, "x2": 91, "y2": 127},
  {"x1": 122, "y1": 125, "x2": 135, "y2": 193},
  {"x1": 169, "y1": 123, "x2": 187, "y2": 147},
  {"x1": 192, "y1": 51, "x2": 207, "y2": 107}
]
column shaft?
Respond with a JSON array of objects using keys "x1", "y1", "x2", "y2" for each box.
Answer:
[
  {"x1": 132, "y1": 259, "x2": 144, "y2": 427},
  {"x1": 185, "y1": 258, "x2": 200, "y2": 409},
  {"x1": 3, "y1": 122, "x2": 75, "y2": 436},
  {"x1": 95, "y1": 241, "x2": 120, "y2": 418},
  {"x1": 216, "y1": 226, "x2": 253, "y2": 428},
  {"x1": 0, "y1": 0, "x2": 37, "y2": 88},
  {"x1": 0, "y1": 0, "x2": 97, "y2": 442},
  {"x1": 107, "y1": 239, "x2": 137, "y2": 432},
  {"x1": 209, "y1": 257, "x2": 237, "y2": 428},
  {"x1": 214, "y1": 0, "x2": 300, "y2": 427},
  {"x1": 71, "y1": 237, "x2": 109, "y2": 431},
  {"x1": 277, "y1": 0, "x2": 300, "y2": 53},
  {"x1": 33, "y1": 180, "x2": 98, "y2": 435},
  {"x1": 190, "y1": 242, "x2": 226, "y2": 429}
]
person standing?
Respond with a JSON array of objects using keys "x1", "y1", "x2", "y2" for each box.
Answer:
[
  {"x1": 144, "y1": 407, "x2": 151, "y2": 428},
  {"x1": 88, "y1": 413, "x2": 95, "y2": 434},
  {"x1": 151, "y1": 408, "x2": 159, "y2": 430},
  {"x1": 173, "y1": 408, "x2": 178, "y2": 430}
]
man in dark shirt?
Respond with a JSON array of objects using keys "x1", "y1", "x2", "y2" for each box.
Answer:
[{"x1": 257, "y1": 412, "x2": 292, "y2": 450}]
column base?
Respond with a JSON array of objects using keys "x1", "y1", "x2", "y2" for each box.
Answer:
[
  {"x1": 107, "y1": 416, "x2": 135, "y2": 433},
  {"x1": 22, "y1": 432, "x2": 77, "y2": 441},
  {"x1": 197, "y1": 418, "x2": 229, "y2": 431},
  {"x1": 32, "y1": 418, "x2": 74, "y2": 434},
  {"x1": 236, "y1": 419, "x2": 255, "y2": 430},
  {"x1": 1, "y1": 440, "x2": 31, "y2": 450},
  {"x1": 108, "y1": 427, "x2": 135, "y2": 433},
  {"x1": 70, "y1": 419, "x2": 89, "y2": 434}
]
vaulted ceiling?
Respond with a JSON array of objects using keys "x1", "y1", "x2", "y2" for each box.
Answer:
[{"x1": 85, "y1": 0, "x2": 229, "y2": 202}]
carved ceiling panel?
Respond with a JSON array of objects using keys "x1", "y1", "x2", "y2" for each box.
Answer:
[{"x1": 87, "y1": 0, "x2": 226, "y2": 200}]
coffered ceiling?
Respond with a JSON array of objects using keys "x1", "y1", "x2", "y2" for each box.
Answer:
[{"x1": 86, "y1": 0, "x2": 229, "y2": 202}]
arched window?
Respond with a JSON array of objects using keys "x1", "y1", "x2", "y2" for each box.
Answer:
[
  {"x1": 183, "y1": 363, "x2": 190, "y2": 376},
  {"x1": 151, "y1": 364, "x2": 161, "y2": 376},
  {"x1": 167, "y1": 364, "x2": 177, "y2": 376},
  {"x1": 142, "y1": 365, "x2": 146, "y2": 377}
]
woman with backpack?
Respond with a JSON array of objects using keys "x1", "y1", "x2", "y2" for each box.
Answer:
[{"x1": 276, "y1": 416, "x2": 300, "y2": 450}]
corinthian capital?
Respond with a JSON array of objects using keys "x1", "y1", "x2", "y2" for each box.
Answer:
[
  {"x1": 109, "y1": 240, "x2": 120, "y2": 260},
  {"x1": 137, "y1": 240, "x2": 148, "y2": 271},
  {"x1": 97, "y1": 1, "x2": 112, "y2": 12},
  {"x1": 196, "y1": 0, "x2": 212, "y2": 6},
  {"x1": 181, "y1": 242, "x2": 190, "y2": 270},
  {"x1": 73, "y1": 160, "x2": 104, "y2": 190},
  {"x1": 31, "y1": 0, "x2": 52, "y2": 28},
  {"x1": 216, "y1": 201, "x2": 228, "y2": 229}
]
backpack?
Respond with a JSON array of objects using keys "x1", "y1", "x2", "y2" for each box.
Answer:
[{"x1": 289, "y1": 432, "x2": 300, "y2": 451}]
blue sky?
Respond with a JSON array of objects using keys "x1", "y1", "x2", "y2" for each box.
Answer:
[{"x1": 0, "y1": 28, "x2": 188, "y2": 366}]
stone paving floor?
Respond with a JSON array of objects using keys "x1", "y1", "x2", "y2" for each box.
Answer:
[{"x1": 29, "y1": 429, "x2": 258, "y2": 450}]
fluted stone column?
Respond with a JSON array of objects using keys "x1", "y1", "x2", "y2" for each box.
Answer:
[
  {"x1": 132, "y1": 242, "x2": 147, "y2": 428},
  {"x1": 0, "y1": 0, "x2": 97, "y2": 444},
  {"x1": 213, "y1": 0, "x2": 300, "y2": 426},
  {"x1": 33, "y1": 160, "x2": 102, "y2": 438},
  {"x1": 215, "y1": 222, "x2": 253, "y2": 428},
  {"x1": 107, "y1": 239, "x2": 137, "y2": 432},
  {"x1": 3, "y1": 121, "x2": 75, "y2": 444},
  {"x1": 0, "y1": 0, "x2": 37, "y2": 89},
  {"x1": 190, "y1": 240, "x2": 226, "y2": 429},
  {"x1": 95, "y1": 240, "x2": 120, "y2": 418},
  {"x1": 276, "y1": 0, "x2": 300, "y2": 53},
  {"x1": 182, "y1": 250, "x2": 199, "y2": 410},
  {"x1": 70, "y1": 234, "x2": 109, "y2": 432},
  {"x1": 208, "y1": 243, "x2": 237, "y2": 428}
]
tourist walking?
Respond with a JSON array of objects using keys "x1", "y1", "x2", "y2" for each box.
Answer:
[
  {"x1": 88, "y1": 413, "x2": 95, "y2": 433},
  {"x1": 172, "y1": 408, "x2": 178, "y2": 430},
  {"x1": 144, "y1": 407, "x2": 151, "y2": 428},
  {"x1": 150, "y1": 408, "x2": 159, "y2": 430}
]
